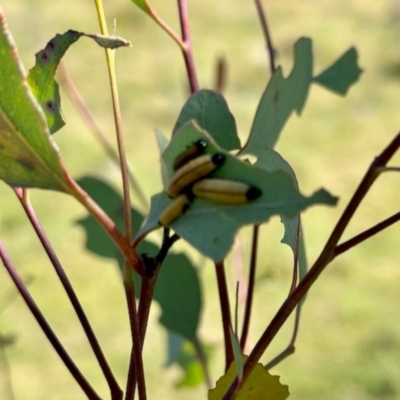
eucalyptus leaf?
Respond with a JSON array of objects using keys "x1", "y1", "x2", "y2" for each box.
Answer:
[
  {"x1": 173, "y1": 89, "x2": 240, "y2": 151},
  {"x1": 154, "y1": 253, "x2": 202, "y2": 341},
  {"x1": 76, "y1": 176, "x2": 145, "y2": 260},
  {"x1": 313, "y1": 47, "x2": 363, "y2": 95},
  {"x1": 242, "y1": 37, "x2": 313, "y2": 155},
  {"x1": 0, "y1": 10, "x2": 67, "y2": 191},
  {"x1": 28, "y1": 30, "x2": 82, "y2": 134},
  {"x1": 256, "y1": 148, "x2": 309, "y2": 291},
  {"x1": 138, "y1": 121, "x2": 337, "y2": 261},
  {"x1": 28, "y1": 29, "x2": 132, "y2": 135}
]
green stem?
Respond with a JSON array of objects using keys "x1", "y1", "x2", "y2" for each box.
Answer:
[{"x1": 93, "y1": 0, "x2": 132, "y2": 243}]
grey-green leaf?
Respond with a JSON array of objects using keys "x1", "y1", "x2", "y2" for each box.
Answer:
[
  {"x1": 242, "y1": 37, "x2": 313, "y2": 155},
  {"x1": 313, "y1": 47, "x2": 363, "y2": 95},
  {"x1": 154, "y1": 253, "x2": 202, "y2": 341},
  {"x1": 137, "y1": 121, "x2": 337, "y2": 261},
  {"x1": 173, "y1": 89, "x2": 240, "y2": 151},
  {"x1": 76, "y1": 176, "x2": 145, "y2": 260},
  {"x1": 256, "y1": 148, "x2": 309, "y2": 284}
]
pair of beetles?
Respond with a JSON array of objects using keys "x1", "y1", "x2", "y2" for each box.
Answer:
[{"x1": 159, "y1": 140, "x2": 262, "y2": 227}]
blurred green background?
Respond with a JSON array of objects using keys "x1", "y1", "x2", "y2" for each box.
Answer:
[{"x1": 1, "y1": 1, "x2": 400, "y2": 399}]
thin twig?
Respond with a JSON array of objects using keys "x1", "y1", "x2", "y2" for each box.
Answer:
[
  {"x1": 288, "y1": 220, "x2": 301, "y2": 295},
  {"x1": 93, "y1": 0, "x2": 132, "y2": 243},
  {"x1": 14, "y1": 188, "x2": 122, "y2": 399},
  {"x1": 215, "y1": 261, "x2": 233, "y2": 371},
  {"x1": 214, "y1": 56, "x2": 227, "y2": 93},
  {"x1": 138, "y1": 232, "x2": 180, "y2": 344},
  {"x1": 335, "y1": 211, "x2": 400, "y2": 256},
  {"x1": 222, "y1": 132, "x2": 400, "y2": 399},
  {"x1": 254, "y1": 0, "x2": 276, "y2": 74},
  {"x1": 58, "y1": 61, "x2": 148, "y2": 211},
  {"x1": 264, "y1": 305, "x2": 302, "y2": 370},
  {"x1": 0, "y1": 241, "x2": 102, "y2": 400},
  {"x1": 177, "y1": 0, "x2": 199, "y2": 94},
  {"x1": 127, "y1": 232, "x2": 179, "y2": 398},
  {"x1": 124, "y1": 263, "x2": 146, "y2": 400},
  {"x1": 145, "y1": 5, "x2": 185, "y2": 50},
  {"x1": 263, "y1": 220, "x2": 302, "y2": 369},
  {"x1": 240, "y1": 225, "x2": 259, "y2": 351}
]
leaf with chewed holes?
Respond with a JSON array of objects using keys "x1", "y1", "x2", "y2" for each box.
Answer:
[
  {"x1": 0, "y1": 9, "x2": 68, "y2": 191},
  {"x1": 28, "y1": 30, "x2": 82, "y2": 134},
  {"x1": 242, "y1": 37, "x2": 313, "y2": 155},
  {"x1": 313, "y1": 47, "x2": 363, "y2": 95},
  {"x1": 28, "y1": 30, "x2": 131, "y2": 134},
  {"x1": 256, "y1": 148, "x2": 309, "y2": 298},
  {"x1": 136, "y1": 121, "x2": 337, "y2": 261}
]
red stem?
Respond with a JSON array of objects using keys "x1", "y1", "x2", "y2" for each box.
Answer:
[
  {"x1": 14, "y1": 189, "x2": 122, "y2": 399},
  {"x1": 239, "y1": 225, "x2": 259, "y2": 350},
  {"x1": 254, "y1": 0, "x2": 276, "y2": 74},
  {"x1": 0, "y1": 241, "x2": 101, "y2": 400},
  {"x1": 124, "y1": 280, "x2": 146, "y2": 400},
  {"x1": 222, "y1": 132, "x2": 400, "y2": 398},
  {"x1": 215, "y1": 261, "x2": 234, "y2": 371},
  {"x1": 335, "y1": 211, "x2": 400, "y2": 256},
  {"x1": 177, "y1": 0, "x2": 199, "y2": 93}
]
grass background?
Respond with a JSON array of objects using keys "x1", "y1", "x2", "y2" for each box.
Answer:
[{"x1": 1, "y1": 0, "x2": 400, "y2": 399}]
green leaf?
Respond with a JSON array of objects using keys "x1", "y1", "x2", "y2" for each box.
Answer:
[
  {"x1": 27, "y1": 30, "x2": 131, "y2": 135},
  {"x1": 242, "y1": 37, "x2": 313, "y2": 155},
  {"x1": 138, "y1": 121, "x2": 337, "y2": 261},
  {"x1": 165, "y1": 330, "x2": 185, "y2": 367},
  {"x1": 76, "y1": 176, "x2": 144, "y2": 259},
  {"x1": 313, "y1": 48, "x2": 363, "y2": 95},
  {"x1": 130, "y1": 0, "x2": 151, "y2": 13},
  {"x1": 209, "y1": 356, "x2": 290, "y2": 400},
  {"x1": 255, "y1": 148, "x2": 301, "y2": 255},
  {"x1": 156, "y1": 128, "x2": 170, "y2": 188},
  {"x1": 0, "y1": 10, "x2": 67, "y2": 191},
  {"x1": 165, "y1": 333, "x2": 211, "y2": 388},
  {"x1": 173, "y1": 89, "x2": 240, "y2": 151},
  {"x1": 28, "y1": 30, "x2": 82, "y2": 134},
  {"x1": 154, "y1": 252, "x2": 202, "y2": 341},
  {"x1": 256, "y1": 148, "x2": 309, "y2": 299}
]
